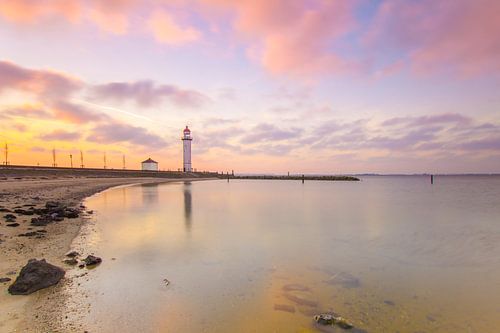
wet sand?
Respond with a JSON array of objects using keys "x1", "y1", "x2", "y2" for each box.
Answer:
[{"x1": 0, "y1": 175, "x2": 207, "y2": 332}]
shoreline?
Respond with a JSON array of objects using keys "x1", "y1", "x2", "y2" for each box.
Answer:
[{"x1": 0, "y1": 176, "x2": 212, "y2": 332}]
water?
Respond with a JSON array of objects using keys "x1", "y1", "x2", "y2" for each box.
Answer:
[{"x1": 65, "y1": 176, "x2": 500, "y2": 332}]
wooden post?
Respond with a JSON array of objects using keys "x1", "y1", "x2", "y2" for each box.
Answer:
[
  {"x1": 431, "y1": 175, "x2": 434, "y2": 184},
  {"x1": 302, "y1": 174, "x2": 305, "y2": 184}
]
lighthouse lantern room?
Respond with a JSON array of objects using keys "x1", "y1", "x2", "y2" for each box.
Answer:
[{"x1": 182, "y1": 126, "x2": 192, "y2": 172}]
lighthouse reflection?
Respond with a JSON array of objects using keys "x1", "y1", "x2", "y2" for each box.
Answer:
[
  {"x1": 141, "y1": 183, "x2": 159, "y2": 205},
  {"x1": 183, "y1": 182, "x2": 192, "y2": 231}
]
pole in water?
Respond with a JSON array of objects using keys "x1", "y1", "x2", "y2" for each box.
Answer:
[
  {"x1": 431, "y1": 174, "x2": 434, "y2": 184},
  {"x1": 302, "y1": 174, "x2": 305, "y2": 184}
]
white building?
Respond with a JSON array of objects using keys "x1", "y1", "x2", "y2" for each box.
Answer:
[
  {"x1": 182, "y1": 126, "x2": 192, "y2": 172},
  {"x1": 141, "y1": 158, "x2": 158, "y2": 171}
]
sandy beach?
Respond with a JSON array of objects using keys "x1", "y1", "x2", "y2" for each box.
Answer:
[{"x1": 0, "y1": 174, "x2": 208, "y2": 332}]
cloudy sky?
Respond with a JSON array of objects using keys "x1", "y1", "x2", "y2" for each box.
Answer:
[{"x1": 0, "y1": 0, "x2": 499, "y2": 173}]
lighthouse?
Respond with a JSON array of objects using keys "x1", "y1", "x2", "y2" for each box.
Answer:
[{"x1": 182, "y1": 126, "x2": 192, "y2": 172}]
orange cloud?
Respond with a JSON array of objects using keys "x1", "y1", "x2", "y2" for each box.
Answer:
[
  {"x1": 0, "y1": 0, "x2": 135, "y2": 35},
  {"x1": 0, "y1": 0, "x2": 81, "y2": 24},
  {"x1": 147, "y1": 10, "x2": 201, "y2": 45}
]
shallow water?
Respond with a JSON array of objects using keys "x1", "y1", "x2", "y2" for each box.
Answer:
[{"x1": 66, "y1": 176, "x2": 500, "y2": 332}]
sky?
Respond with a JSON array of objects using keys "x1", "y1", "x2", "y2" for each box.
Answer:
[{"x1": 0, "y1": 0, "x2": 499, "y2": 174}]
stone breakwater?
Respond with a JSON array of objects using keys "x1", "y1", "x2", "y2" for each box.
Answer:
[{"x1": 225, "y1": 175, "x2": 360, "y2": 181}]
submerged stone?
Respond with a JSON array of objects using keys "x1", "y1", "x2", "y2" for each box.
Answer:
[
  {"x1": 314, "y1": 313, "x2": 354, "y2": 330},
  {"x1": 274, "y1": 303, "x2": 296, "y2": 313},
  {"x1": 324, "y1": 272, "x2": 360, "y2": 289},
  {"x1": 8, "y1": 259, "x2": 65, "y2": 295}
]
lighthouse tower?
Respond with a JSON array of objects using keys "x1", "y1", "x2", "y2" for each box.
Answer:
[{"x1": 182, "y1": 126, "x2": 192, "y2": 172}]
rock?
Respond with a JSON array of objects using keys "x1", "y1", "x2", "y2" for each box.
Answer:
[
  {"x1": 63, "y1": 258, "x2": 78, "y2": 266},
  {"x1": 45, "y1": 201, "x2": 63, "y2": 209},
  {"x1": 314, "y1": 313, "x2": 354, "y2": 329},
  {"x1": 8, "y1": 259, "x2": 65, "y2": 295},
  {"x1": 0, "y1": 277, "x2": 12, "y2": 283},
  {"x1": 383, "y1": 300, "x2": 395, "y2": 306},
  {"x1": 14, "y1": 209, "x2": 34, "y2": 216},
  {"x1": 31, "y1": 216, "x2": 53, "y2": 226},
  {"x1": 4, "y1": 214, "x2": 16, "y2": 222},
  {"x1": 0, "y1": 208, "x2": 12, "y2": 212},
  {"x1": 66, "y1": 250, "x2": 80, "y2": 258},
  {"x1": 163, "y1": 278, "x2": 170, "y2": 286},
  {"x1": 63, "y1": 208, "x2": 79, "y2": 218},
  {"x1": 83, "y1": 255, "x2": 102, "y2": 266},
  {"x1": 18, "y1": 232, "x2": 38, "y2": 237},
  {"x1": 284, "y1": 293, "x2": 318, "y2": 307},
  {"x1": 274, "y1": 303, "x2": 295, "y2": 313},
  {"x1": 324, "y1": 272, "x2": 360, "y2": 289},
  {"x1": 7, "y1": 223, "x2": 20, "y2": 227},
  {"x1": 283, "y1": 283, "x2": 311, "y2": 292}
]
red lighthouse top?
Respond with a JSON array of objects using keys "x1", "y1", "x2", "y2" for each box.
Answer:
[{"x1": 183, "y1": 126, "x2": 191, "y2": 134}]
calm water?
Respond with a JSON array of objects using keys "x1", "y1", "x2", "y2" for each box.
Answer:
[{"x1": 65, "y1": 176, "x2": 500, "y2": 332}]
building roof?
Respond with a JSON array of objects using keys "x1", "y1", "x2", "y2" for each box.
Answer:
[{"x1": 141, "y1": 158, "x2": 158, "y2": 164}]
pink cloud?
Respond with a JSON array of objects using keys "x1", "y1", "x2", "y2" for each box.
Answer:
[
  {"x1": 39, "y1": 129, "x2": 81, "y2": 141},
  {"x1": 366, "y1": 0, "x2": 500, "y2": 77},
  {"x1": 147, "y1": 10, "x2": 202, "y2": 45},
  {"x1": 205, "y1": 0, "x2": 360, "y2": 77},
  {"x1": 0, "y1": 60, "x2": 82, "y2": 99},
  {"x1": 92, "y1": 80, "x2": 210, "y2": 108}
]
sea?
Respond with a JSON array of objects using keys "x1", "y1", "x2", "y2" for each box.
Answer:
[{"x1": 63, "y1": 176, "x2": 500, "y2": 332}]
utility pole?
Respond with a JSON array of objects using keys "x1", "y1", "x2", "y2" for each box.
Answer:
[
  {"x1": 4, "y1": 143, "x2": 8, "y2": 166},
  {"x1": 122, "y1": 155, "x2": 126, "y2": 170},
  {"x1": 52, "y1": 148, "x2": 57, "y2": 167},
  {"x1": 69, "y1": 154, "x2": 73, "y2": 168},
  {"x1": 103, "y1": 152, "x2": 107, "y2": 169},
  {"x1": 80, "y1": 150, "x2": 84, "y2": 168}
]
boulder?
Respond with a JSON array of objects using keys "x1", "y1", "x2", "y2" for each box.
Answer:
[{"x1": 8, "y1": 259, "x2": 65, "y2": 295}]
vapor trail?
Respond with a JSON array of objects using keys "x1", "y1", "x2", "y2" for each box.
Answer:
[{"x1": 72, "y1": 99, "x2": 153, "y2": 121}]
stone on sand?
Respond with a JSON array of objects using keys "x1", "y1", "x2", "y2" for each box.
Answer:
[{"x1": 8, "y1": 259, "x2": 65, "y2": 295}]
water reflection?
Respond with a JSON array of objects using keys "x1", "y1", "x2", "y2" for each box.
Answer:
[
  {"x1": 141, "y1": 183, "x2": 159, "y2": 205},
  {"x1": 183, "y1": 181, "x2": 192, "y2": 231},
  {"x1": 74, "y1": 177, "x2": 500, "y2": 333}
]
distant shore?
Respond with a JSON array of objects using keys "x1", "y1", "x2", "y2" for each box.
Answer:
[{"x1": 0, "y1": 172, "x2": 214, "y2": 331}]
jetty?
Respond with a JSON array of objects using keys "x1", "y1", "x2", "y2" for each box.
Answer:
[{"x1": 222, "y1": 174, "x2": 360, "y2": 181}]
